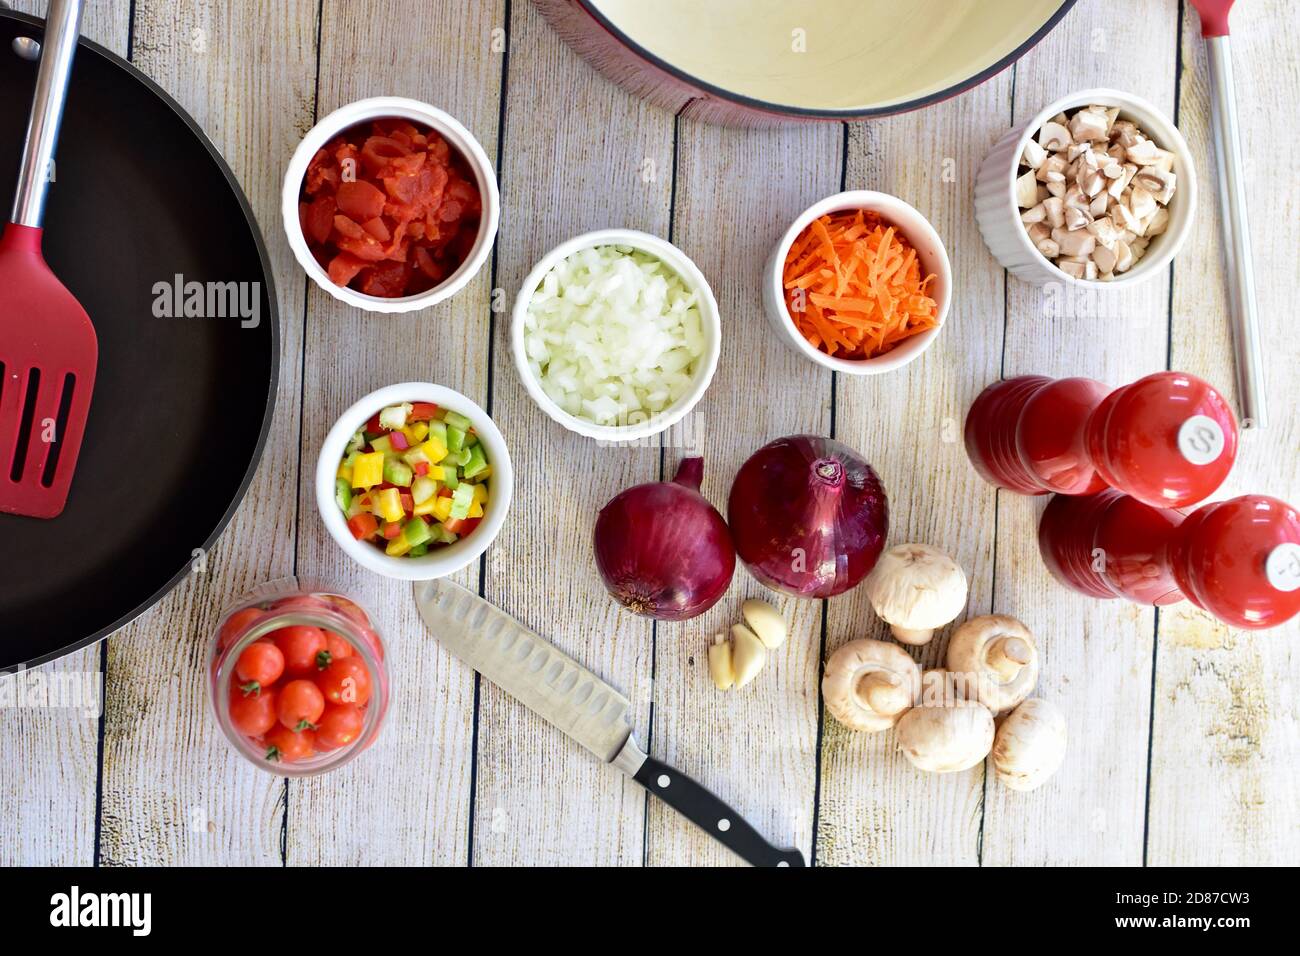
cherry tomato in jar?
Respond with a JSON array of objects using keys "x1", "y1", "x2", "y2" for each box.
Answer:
[
  {"x1": 316, "y1": 656, "x2": 372, "y2": 707},
  {"x1": 229, "y1": 685, "x2": 278, "y2": 737},
  {"x1": 218, "y1": 607, "x2": 265, "y2": 652},
  {"x1": 316, "y1": 631, "x2": 354, "y2": 670},
  {"x1": 355, "y1": 625, "x2": 384, "y2": 662},
  {"x1": 269, "y1": 594, "x2": 331, "y2": 613},
  {"x1": 315, "y1": 704, "x2": 365, "y2": 750},
  {"x1": 264, "y1": 724, "x2": 316, "y2": 764},
  {"x1": 235, "y1": 641, "x2": 285, "y2": 694},
  {"x1": 272, "y1": 625, "x2": 327, "y2": 675},
  {"x1": 277, "y1": 679, "x2": 325, "y2": 731}
]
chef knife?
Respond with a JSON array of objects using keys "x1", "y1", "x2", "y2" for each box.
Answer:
[{"x1": 413, "y1": 578, "x2": 806, "y2": 867}]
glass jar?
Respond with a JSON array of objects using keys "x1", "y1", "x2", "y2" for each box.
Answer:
[{"x1": 208, "y1": 577, "x2": 389, "y2": 776}]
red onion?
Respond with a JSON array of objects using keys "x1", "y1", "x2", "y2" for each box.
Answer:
[
  {"x1": 728, "y1": 435, "x2": 888, "y2": 598},
  {"x1": 593, "y1": 458, "x2": 735, "y2": 621}
]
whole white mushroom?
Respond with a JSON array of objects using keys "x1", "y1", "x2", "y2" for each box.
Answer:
[
  {"x1": 992, "y1": 698, "x2": 1068, "y2": 791},
  {"x1": 863, "y1": 544, "x2": 969, "y2": 645},
  {"x1": 945, "y1": 614, "x2": 1039, "y2": 714},
  {"x1": 895, "y1": 670, "x2": 995, "y2": 774},
  {"x1": 822, "y1": 639, "x2": 921, "y2": 733}
]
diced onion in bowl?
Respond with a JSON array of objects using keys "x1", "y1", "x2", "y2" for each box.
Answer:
[{"x1": 523, "y1": 245, "x2": 705, "y2": 427}]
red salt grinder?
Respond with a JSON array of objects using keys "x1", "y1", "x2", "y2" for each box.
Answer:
[
  {"x1": 963, "y1": 371, "x2": 1238, "y2": 509},
  {"x1": 1038, "y1": 491, "x2": 1300, "y2": 630}
]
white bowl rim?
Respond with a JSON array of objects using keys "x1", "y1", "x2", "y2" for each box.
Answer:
[
  {"x1": 281, "y1": 95, "x2": 501, "y2": 314},
  {"x1": 767, "y1": 189, "x2": 953, "y2": 375},
  {"x1": 315, "y1": 382, "x2": 513, "y2": 580},
  {"x1": 999, "y1": 86, "x2": 1198, "y2": 289},
  {"x1": 510, "y1": 227, "x2": 722, "y2": 441}
]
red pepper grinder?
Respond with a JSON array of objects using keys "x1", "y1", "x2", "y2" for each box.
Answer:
[
  {"x1": 1038, "y1": 490, "x2": 1300, "y2": 630},
  {"x1": 964, "y1": 371, "x2": 1238, "y2": 508}
]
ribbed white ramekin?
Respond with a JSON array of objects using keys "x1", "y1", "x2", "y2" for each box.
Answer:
[{"x1": 974, "y1": 88, "x2": 1196, "y2": 289}]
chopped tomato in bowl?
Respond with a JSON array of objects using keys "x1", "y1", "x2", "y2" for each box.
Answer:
[{"x1": 282, "y1": 97, "x2": 500, "y2": 313}]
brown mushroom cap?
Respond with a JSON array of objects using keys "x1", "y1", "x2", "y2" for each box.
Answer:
[
  {"x1": 944, "y1": 614, "x2": 1039, "y2": 714},
  {"x1": 822, "y1": 639, "x2": 921, "y2": 733}
]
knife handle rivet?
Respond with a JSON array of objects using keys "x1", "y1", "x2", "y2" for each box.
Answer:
[
  {"x1": 717, "y1": 818, "x2": 731, "y2": 832},
  {"x1": 656, "y1": 774, "x2": 671, "y2": 788}
]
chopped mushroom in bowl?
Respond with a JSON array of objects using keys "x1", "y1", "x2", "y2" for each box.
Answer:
[{"x1": 974, "y1": 88, "x2": 1196, "y2": 288}]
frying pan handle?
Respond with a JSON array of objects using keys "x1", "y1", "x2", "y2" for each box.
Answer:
[
  {"x1": 10, "y1": 0, "x2": 83, "y2": 228},
  {"x1": 632, "y1": 754, "x2": 807, "y2": 867}
]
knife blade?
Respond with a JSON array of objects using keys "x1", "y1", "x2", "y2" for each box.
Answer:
[{"x1": 413, "y1": 578, "x2": 806, "y2": 867}]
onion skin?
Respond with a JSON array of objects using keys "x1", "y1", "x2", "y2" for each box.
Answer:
[
  {"x1": 728, "y1": 435, "x2": 888, "y2": 598},
  {"x1": 593, "y1": 458, "x2": 736, "y2": 621}
]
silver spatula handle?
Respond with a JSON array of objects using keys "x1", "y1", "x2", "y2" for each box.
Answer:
[
  {"x1": 1205, "y1": 34, "x2": 1266, "y2": 429},
  {"x1": 11, "y1": 0, "x2": 83, "y2": 228}
]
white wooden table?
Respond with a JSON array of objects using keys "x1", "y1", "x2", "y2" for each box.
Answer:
[{"x1": 3, "y1": 0, "x2": 1297, "y2": 867}]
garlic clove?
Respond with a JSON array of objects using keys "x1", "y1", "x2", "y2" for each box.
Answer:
[
  {"x1": 707, "y1": 634, "x2": 735, "y2": 691},
  {"x1": 730, "y1": 624, "x2": 767, "y2": 689},
  {"x1": 741, "y1": 599, "x2": 787, "y2": 649}
]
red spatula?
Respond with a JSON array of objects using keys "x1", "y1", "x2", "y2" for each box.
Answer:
[{"x1": 0, "y1": 0, "x2": 96, "y2": 519}]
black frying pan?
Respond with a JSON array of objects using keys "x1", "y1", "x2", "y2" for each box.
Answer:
[{"x1": 0, "y1": 11, "x2": 277, "y2": 669}]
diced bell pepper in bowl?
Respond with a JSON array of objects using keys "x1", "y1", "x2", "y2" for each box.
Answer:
[{"x1": 336, "y1": 402, "x2": 492, "y2": 559}]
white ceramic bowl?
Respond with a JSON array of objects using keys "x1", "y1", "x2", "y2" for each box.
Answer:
[
  {"x1": 282, "y1": 96, "x2": 501, "y2": 313},
  {"x1": 510, "y1": 228, "x2": 721, "y2": 442},
  {"x1": 316, "y1": 383, "x2": 513, "y2": 580},
  {"x1": 974, "y1": 88, "x2": 1197, "y2": 288},
  {"x1": 763, "y1": 190, "x2": 952, "y2": 375}
]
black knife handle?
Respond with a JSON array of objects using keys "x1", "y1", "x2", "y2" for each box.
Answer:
[{"x1": 634, "y1": 755, "x2": 807, "y2": 867}]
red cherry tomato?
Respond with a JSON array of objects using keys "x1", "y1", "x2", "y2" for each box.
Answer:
[
  {"x1": 322, "y1": 594, "x2": 371, "y2": 627},
  {"x1": 315, "y1": 704, "x2": 365, "y2": 750},
  {"x1": 277, "y1": 679, "x2": 325, "y2": 730},
  {"x1": 361, "y1": 626, "x2": 384, "y2": 661},
  {"x1": 271, "y1": 625, "x2": 327, "y2": 675},
  {"x1": 229, "y1": 685, "x2": 278, "y2": 737},
  {"x1": 264, "y1": 724, "x2": 316, "y2": 763},
  {"x1": 314, "y1": 631, "x2": 354, "y2": 671},
  {"x1": 235, "y1": 641, "x2": 284, "y2": 693},
  {"x1": 269, "y1": 594, "x2": 330, "y2": 613},
  {"x1": 218, "y1": 607, "x2": 264, "y2": 652},
  {"x1": 316, "y1": 657, "x2": 372, "y2": 706}
]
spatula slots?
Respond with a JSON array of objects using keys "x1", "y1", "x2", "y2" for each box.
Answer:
[{"x1": 0, "y1": 0, "x2": 97, "y2": 519}]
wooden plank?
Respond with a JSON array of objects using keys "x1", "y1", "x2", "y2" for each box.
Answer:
[
  {"x1": 472, "y1": 0, "x2": 672, "y2": 866},
  {"x1": 816, "y1": 79, "x2": 1010, "y2": 866},
  {"x1": 979, "y1": 0, "x2": 1180, "y2": 866},
  {"x1": 645, "y1": 120, "x2": 841, "y2": 866},
  {"x1": 286, "y1": 0, "x2": 503, "y2": 866},
  {"x1": 1146, "y1": 0, "x2": 1300, "y2": 865},
  {"x1": 95, "y1": 0, "x2": 318, "y2": 865},
  {"x1": 0, "y1": 0, "x2": 130, "y2": 869}
]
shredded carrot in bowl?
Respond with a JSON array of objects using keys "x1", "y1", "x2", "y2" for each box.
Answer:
[{"x1": 782, "y1": 210, "x2": 939, "y2": 360}]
